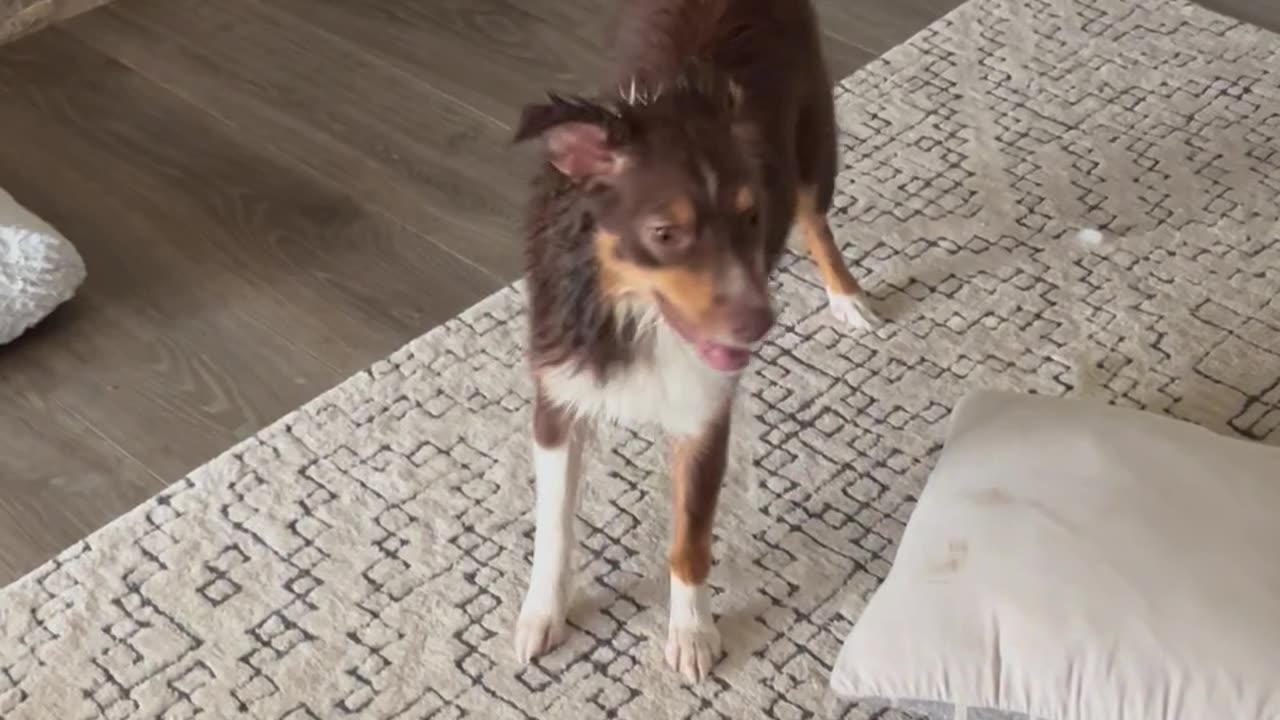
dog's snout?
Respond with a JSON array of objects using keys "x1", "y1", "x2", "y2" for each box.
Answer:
[
  {"x1": 714, "y1": 260, "x2": 773, "y2": 343},
  {"x1": 727, "y1": 301, "x2": 774, "y2": 344}
]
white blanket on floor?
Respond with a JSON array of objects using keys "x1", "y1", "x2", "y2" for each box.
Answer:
[{"x1": 0, "y1": 188, "x2": 85, "y2": 344}]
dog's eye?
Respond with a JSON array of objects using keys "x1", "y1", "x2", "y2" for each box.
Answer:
[
  {"x1": 643, "y1": 223, "x2": 691, "y2": 259},
  {"x1": 651, "y1": 225, "x2": 677, "y2": 245}
]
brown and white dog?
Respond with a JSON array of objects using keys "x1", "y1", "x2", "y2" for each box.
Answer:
[{"x1": 512, "y1": 0, "x2": 880, "y2": 682}]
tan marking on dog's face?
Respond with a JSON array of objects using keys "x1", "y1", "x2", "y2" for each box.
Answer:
[
  {"x1": 651, "y1": 266, "x2": 718, "y2": 327},
  {"x1": 667, "y1": 196, "x2": 696, "y2": 227},
  {"x1": 595, "y1": 230, "x2": 718, "y2": 326},
  {"x1": 595, "y1": 230, "x2": 632, "y2": 297},
  {"x1": 734, "y1": 185, "x2": 755, "y2": 212}
]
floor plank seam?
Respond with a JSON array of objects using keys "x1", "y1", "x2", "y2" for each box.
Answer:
[{"x1": 60, "y1": 14, "x2": 510, "y2": 287}]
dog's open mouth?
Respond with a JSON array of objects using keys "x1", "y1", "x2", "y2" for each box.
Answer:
[
  {"x1": 691, "y1": 340, "x2": 752, "y2": 372},
  {"x1": 654, "y1": 295, "x2": 754, "y2": 373}
]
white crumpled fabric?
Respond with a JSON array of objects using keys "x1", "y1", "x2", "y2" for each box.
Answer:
[{"x1": 0, "y1": 187, "x2": 85, "y2": 344}]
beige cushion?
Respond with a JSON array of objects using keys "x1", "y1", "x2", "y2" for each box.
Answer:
[{"x1": 831, "y1": 390, "x2": 1280, "y2": 719}]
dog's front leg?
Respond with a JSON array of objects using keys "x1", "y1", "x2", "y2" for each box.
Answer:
[
  {"x1": 515, "y1": 386, "x2": 582, "y2": 663},
  {"x1": 665, "y1": 404, "x2": 730, "y2": 683}
]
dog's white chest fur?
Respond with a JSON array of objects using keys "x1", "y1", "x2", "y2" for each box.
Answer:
[{"x1": 540, "y1": 322, "x2": 736, "y2": 437}]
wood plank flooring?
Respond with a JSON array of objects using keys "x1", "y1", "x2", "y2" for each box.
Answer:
[{"x1": 0, "y1": 0, "x2": 1277, "y2": 586}]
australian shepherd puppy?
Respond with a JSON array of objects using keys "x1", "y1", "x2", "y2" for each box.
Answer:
[{"x1": 511, "y1": 0, "x2": 880, "y2": 683}]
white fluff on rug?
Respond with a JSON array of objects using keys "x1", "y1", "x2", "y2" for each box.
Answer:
[{"x1": 0, "y1": 187, "x2": 85, "y2": 344}]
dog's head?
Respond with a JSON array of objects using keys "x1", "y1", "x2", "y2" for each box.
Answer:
[{"x1": 515, "y1": 67, "x2": 773, "y2": 373}]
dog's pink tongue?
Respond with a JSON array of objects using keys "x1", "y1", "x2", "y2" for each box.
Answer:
[{"x1": 698, "y1": 342, "x2": 752, "y2": 373}]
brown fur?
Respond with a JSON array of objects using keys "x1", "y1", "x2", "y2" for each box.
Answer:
[
  {"x1": 516, "y1": 0, "x2": 851, "y2": 371},
  {"x1": 668, "y1": 404, "x2": 731, "y2": 585},
  {"x1": 797, "y1": 187, "x2": 867, "y2": 296},
  {"x1": 595, "y1": 230, "x2": 720, "y2": 325},
  {"x1": 532, "y1": 382, "x2": 574, "y2": 449},
  {"x1": 513, "y1": 0, "x2": 876, "y2": 671}
]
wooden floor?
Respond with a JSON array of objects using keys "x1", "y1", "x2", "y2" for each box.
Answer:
[{"x1": 0, "y1": 0, "x2": 1276, "y2": 586}]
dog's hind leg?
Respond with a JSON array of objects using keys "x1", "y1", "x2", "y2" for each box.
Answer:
[
  {"x1": 795, "y1": 187, "x2": 883, "y2": 330},
  {"x1": 514, "y1": 386, "x2": 583, "y2": 662}
]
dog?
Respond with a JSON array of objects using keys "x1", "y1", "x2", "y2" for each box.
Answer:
[{"x1": 511, "y1": 0, "x2": 881, "y2": 683}]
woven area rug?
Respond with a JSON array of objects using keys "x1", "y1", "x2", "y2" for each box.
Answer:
[{"x1": 4, "y1": 0, "x2": 1280, "y2": 718}]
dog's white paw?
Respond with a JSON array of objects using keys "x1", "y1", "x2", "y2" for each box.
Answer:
[
  {"x1": 665, "y1": 620, "x2": 722, "y2": 683},
  {"x1": 827, "y1": 290, "x2": 883, "y2": 331},
  {"x1": 514, "y1": 599, "x2": 568, "y2": 663}
]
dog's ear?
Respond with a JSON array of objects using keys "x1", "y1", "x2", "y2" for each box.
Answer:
[{"x1": 514, "y1": 95, "x2": 630, "y2": 179}]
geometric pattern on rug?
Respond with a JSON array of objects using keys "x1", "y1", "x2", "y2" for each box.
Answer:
[{"x1": 2, "y1": 0, "x2": 1279, "y2": 718}]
